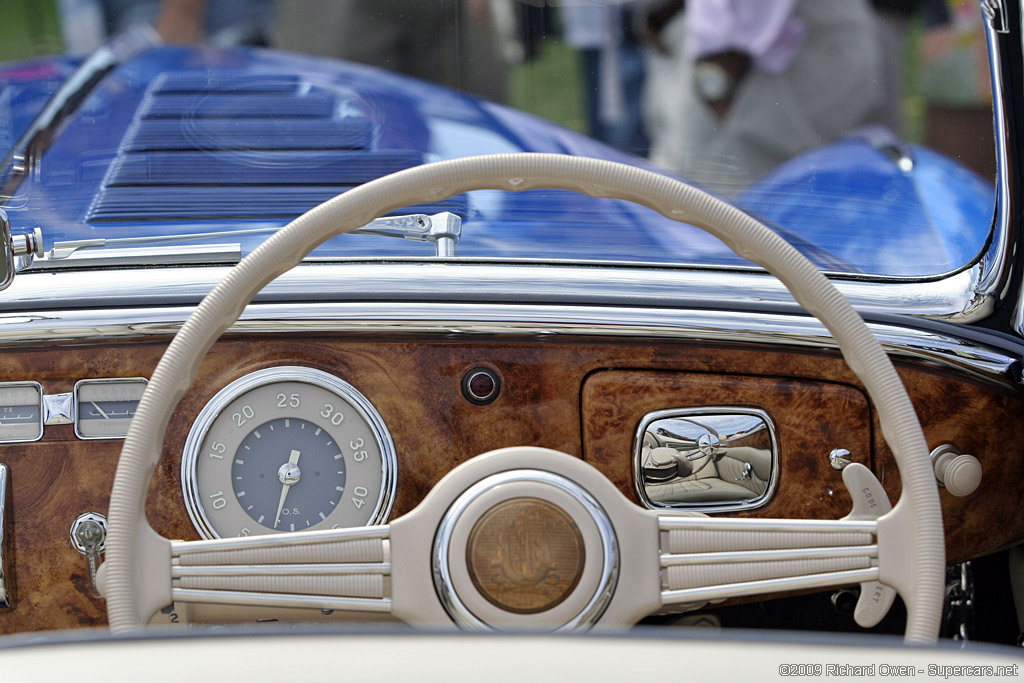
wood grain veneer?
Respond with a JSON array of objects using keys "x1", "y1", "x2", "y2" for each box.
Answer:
[
  {"x1": 879, "y1": 363, "x2": 1024, "y2": 563},
  {"x1": 0, "y1": 333, "x2": 1018, "y2": 634}
]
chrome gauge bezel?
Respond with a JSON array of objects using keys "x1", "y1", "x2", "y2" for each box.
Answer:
[
  {"x1": 181, "y1": 366, "x2": 396, "y2": 539},
  {"x1": 0, "y1": 381, "x2": 44, "y2": 443},
  {"x1": 73, "y1": 377, "x2": 149, "y2": 440}
]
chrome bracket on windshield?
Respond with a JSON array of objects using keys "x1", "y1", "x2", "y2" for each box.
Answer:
[{"x1": 44, "y1": 212, "x2": 463, "y2": 262}]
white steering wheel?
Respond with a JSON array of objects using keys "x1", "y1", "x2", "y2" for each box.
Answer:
[{"x1": 103, "y1": 154, "x2": 944, "y2": 643}]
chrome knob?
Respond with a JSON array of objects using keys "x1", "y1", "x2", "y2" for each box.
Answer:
[
  {"x1": 70, "y1": 512, "x2": 107, "y2": 555},
  {"x1": 828, "y1": 448, "x2": 852, "y2": 471}
]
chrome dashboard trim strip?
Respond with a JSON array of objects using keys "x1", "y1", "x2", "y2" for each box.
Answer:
[
  {"x1": 0, "y1": 261, "x2": 992, "y2": 321},
  {"x1": 0, "y1": 302, "x2": 1015, "y2": 385}
]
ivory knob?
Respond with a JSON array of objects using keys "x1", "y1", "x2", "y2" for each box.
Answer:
[{"x1": 931, "y1": 445, "x2": 982, "y2": 497}]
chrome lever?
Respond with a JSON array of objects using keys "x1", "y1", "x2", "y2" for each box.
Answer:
[{"x1": 46, "y1": 212, "x2": 462, "y2": 260}]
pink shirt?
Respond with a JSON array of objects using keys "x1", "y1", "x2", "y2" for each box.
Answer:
[{"x1": 685, "y1": 0, "x2": 805, "y2": 74}]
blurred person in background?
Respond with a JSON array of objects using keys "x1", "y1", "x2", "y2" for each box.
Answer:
[
  {"x1": 920, "y1": 0, "x2": 995, "y2": 180},
  {"x1": 561, "y1": 1, "x2": 649, "y2": 156},
  {"x1": 58, "y1": 0, "x2": 276, "y2": 51},
  {"x1": 641, "y1": 0, "x2": 886, "y2": 196},
  {"x1": 276, "y1": 0, "x2": 509, "y2": 103}
]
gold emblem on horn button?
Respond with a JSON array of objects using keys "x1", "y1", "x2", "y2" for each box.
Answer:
[{"x1": 466, "y1": 497, "x2": 585, "y2": 614}]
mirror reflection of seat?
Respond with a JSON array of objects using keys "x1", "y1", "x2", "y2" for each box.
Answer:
[{"x1": 636, "y1": 411, "x2": 777, "y2": 510}]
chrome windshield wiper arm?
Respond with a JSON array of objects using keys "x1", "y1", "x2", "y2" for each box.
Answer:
[{"x1": 45, "y1": 212, "x2": 462, "y2": 261}]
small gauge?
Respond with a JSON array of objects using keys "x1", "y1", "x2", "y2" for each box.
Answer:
[
  {"x1": 74, "y1": 378, "x2": 148, "y2": 440},
  {"x1": 0, "y1": 382, "x2": 43, "y2": 443}
]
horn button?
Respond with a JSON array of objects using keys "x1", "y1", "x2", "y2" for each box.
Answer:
[
  {"x1": 467, "y1": 497, "x2": 586, "y2": 614},
  {"x1": 432, "y1": 470, "x2": 619, "y2": 631}
]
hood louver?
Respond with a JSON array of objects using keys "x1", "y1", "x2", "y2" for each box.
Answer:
[{"x1": 88, "y1": 72, "x2": 465, "y2": 222}]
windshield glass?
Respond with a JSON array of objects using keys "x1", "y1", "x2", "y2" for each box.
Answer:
[{"x1": 0, "y1": 0, "x2": 998, "y2": 278}]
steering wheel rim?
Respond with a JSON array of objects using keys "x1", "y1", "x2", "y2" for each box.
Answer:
[{"x1": 105, "y1": 153, "x2": 944, "y2": 642}]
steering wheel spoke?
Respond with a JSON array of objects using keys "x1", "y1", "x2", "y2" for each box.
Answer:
[
  {"x1": 659, "y1": 516, "x2": 879, "y2": 606},
  {"x1": 168, "y1": 526, "x2": 392, "y2": 614}
]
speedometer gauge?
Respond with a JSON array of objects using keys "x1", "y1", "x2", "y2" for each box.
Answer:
[{"x1": 182, "y1": 367, "x2": 396, "y2": 539}]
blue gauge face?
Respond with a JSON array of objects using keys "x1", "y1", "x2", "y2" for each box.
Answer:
[{"x1": 231, "y1": 417, "x2": 347, "y2": 532}]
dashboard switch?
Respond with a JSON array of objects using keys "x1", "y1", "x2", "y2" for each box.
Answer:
[
  {"x1": 70, "y1": 512, "x2": 107, "y2": 599},
  {"x1": 828, "y1": 448, "x2": 853, "y2": 470}
]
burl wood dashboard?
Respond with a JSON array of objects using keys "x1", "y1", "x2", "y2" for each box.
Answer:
[{"x1": 0, "y1": 331, "x2": 1021, "y2": 633}]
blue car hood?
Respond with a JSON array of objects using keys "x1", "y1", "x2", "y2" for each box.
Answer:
[{"x1": 0, "y1": 45, "x2": 993, "y2": 275}]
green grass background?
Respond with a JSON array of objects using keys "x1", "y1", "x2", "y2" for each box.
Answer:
[{"x1": 0, "y1": 0, "x2": 63, "y2": 62}]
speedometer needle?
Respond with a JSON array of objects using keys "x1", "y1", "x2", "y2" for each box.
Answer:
[{"x1": 274, "y1": 449, "x2": 302, "y2": 529}]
